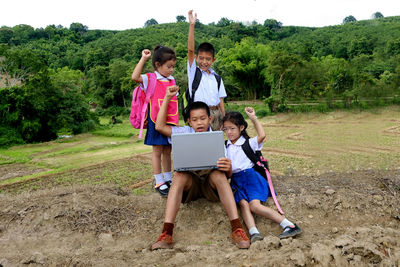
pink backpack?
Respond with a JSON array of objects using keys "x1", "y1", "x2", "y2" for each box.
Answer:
[{"x1": 129, "y1": 73, "x2": 157, "y2": 138}]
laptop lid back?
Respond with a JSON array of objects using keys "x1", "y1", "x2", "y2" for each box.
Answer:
[{"x1": 172, "y1": 131, "x2": 225, "y2": 171}]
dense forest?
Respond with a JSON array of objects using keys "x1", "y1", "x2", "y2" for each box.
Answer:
[{"x1": 1, "y1": 15, "x2": 400, "y2": 146}]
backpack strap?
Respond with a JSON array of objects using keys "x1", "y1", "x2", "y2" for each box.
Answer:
[
  {"x1": 241, "y1": 138, "x2": 261, "y2": 165},
  {"x1": 214, "y1": 73, "x2": 222, "y2": 91},
  {"x1": 191, "y1": 67, "x2": 202, "y2": 98},
  {"x1": 241, "y1": 137, "x2": 284, "y2": 215},
  {"x1": 138, "y1": 73, "x2": 157, "y2": 138},
  {"x1": 191, "y1": 67, "x2": 221, "y2": 100}
]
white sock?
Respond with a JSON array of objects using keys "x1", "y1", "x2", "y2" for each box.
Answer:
[
  {"x1": 249, "y1": 227, "x2": 260, "y2": 235},
  {"x1": 280, "y1": 218, "x2": 294, "y2": 232},
  {"x1": 163, "y1": 172, "x2": 172, "y2": 183},
  {"x1": 154, "y1": 174, "x2": 168, "y2": 190}
]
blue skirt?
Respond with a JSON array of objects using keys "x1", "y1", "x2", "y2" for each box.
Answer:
[
  {"x1": 231, "y1": 168, "x2": 272, "y2": 203},
  {"x1": 144, "y1": 109, "x2": 170, "y2": 146}
]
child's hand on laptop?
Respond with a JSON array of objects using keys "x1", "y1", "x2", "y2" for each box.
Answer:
[
  {"x1": 217, "y1": 157, "x2": 232, "y2": 172},
  {"x1": 165, "y1": 85, "x2": 179, "y2": 100}
]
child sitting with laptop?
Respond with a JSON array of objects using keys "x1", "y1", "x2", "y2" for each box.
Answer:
[{"x1": 152, "y1": 85, "x2": 250, "y2": 250}]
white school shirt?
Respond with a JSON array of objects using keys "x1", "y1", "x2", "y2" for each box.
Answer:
[
  {"x1": 187, "y1": 60, "x2": 227, "y2": 106},
  {"x1": 226, "y1": 136, "x2": 263, "y2": 174},
  {"x1": 168, "y1": 126, "x2": 227, "y2": 155},
  {"x1": 139, "y1": 71, "x2": 175, "y2": 93}
]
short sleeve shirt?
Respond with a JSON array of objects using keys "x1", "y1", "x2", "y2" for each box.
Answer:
[
  {"x1": 187, "y1": 60, "x2": 227, "y2": 106},
  {"x1": 226, "y1": 136, "x2": 263, "y2": 174}
]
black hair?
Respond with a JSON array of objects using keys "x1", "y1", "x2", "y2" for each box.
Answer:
[
  {"x1": 222, "y1": 111, "x2": 250, "y2": 139},
  {"x1": 197, "y1": 42, "x2": 215, "y2": 57},
  {"x1": 152, "y1": 45, "x2": 176, "y2": 70},
  {"x1": 187, "y1": 101, "x2": 210, "y2": 118}
]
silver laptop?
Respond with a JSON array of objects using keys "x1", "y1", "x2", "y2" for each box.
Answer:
[{"x1": 171, "y1": 131, "x2": 225, "y2": 171}]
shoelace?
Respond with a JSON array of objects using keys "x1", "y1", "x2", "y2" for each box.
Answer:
[
  {"x1": 234, "y1": 229, "x2": 248, "y2": 240},
  {"x1": 157, "y1": 231, "x2": 169, "y2": 241}
]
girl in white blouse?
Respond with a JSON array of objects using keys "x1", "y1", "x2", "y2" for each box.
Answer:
[{"x1": 222, "y1": 107, "x2": 302, "y2": 243}]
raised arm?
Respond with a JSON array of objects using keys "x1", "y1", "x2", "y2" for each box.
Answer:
[
  {"x1": 245, "y1": 107, "x2": 265, "y2": 144},
  {"x1": 155, "y1": 85, "x2": 180, "y2": 137},
  {"x1": 131, "y1": 49, "x2": 151, "y2": 83},
  {"x1": 187, "y1": 10, "x2": 197, "y2": 67}
]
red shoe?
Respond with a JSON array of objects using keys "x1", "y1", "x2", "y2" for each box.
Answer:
[
  {"x1": 151, "y1": 231, "x2": 174, "y2": 250},
  {"x1": 231, "y1": 228, "x2": 250, "y2": 249}
]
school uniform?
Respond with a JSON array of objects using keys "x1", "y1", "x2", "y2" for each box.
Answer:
[
  {"x1": 226, "y1": 136, "x2": 272, "y2": 203},
  {"x1": 187, "y1": 60, "x2": 227, "y2": 130},
  {"x1": 140, "y1": 71, "x2": 178, "y2": 146},
  {"x1": 169, "y1": 125, "x2": 225, "y2": 203}
]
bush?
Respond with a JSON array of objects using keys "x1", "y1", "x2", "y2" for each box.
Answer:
[
  {"x1": 315, "y1": 103, "x2": 330, "y2": 113},
  {"x1": 0, "y1": 126, "x2": 24, "y2": 148},
  {"x1": 95, "y1": 106, "x2": 130, "y2": 117},
  {"x1": 255, "y1": 109, "x2": 269, "y2": 118}
]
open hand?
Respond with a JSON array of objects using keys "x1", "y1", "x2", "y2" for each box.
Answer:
[
  {"x1": 142, "y1": 49, "x2": 151, "y2": 60},
  {"x1": 188, "y1": 10, "x2": 197, "y2": 25}
]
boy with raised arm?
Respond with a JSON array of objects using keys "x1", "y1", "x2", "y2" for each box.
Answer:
[{"x1": 187, "y1": 10, "x2": 227, "y2": 131}]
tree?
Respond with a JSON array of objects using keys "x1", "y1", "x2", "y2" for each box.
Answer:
[
  {"x1": 108, "y1": 59, "x2": 132, "y2": 107},
  {"x1": 349, "y1": 37, "x2": 373, "y2": 58},
  {"x1": 265, "y1": 49, "x2": 301, "y2": 99},
  {"x1": 0, "y1": 27, "x2": 13, "y2": 44},
  {"x1": 49, "y1": 67, "x2": 93, "y2": 134},
  {"x1": 264, "y1": 19, "x2": 282, "y2": 31},
  {"x1": 144, "y1": 18, "x2": 158, "y2": 27},
  {"x1": 217, "y1": 18, "x2": 233, "y2": 27},
  {"x1": 176, "y1": 15, "x2": 186, "y2": 23},
  {"x1": 0, "y1": 47, "x2": 46, "y2": 88},
  {"x1": 217, "y1": 38, "x2": 271, "y2": 99},
  {"x1": 70, "y1": 22, "x2": 88, "y2": 34},
  {"x1": 343, "y1": 15, "x2": 357, "y2": 24},
  {"x1": 386, "y1": 38, "x2": 400, "y2": 56},
  {"x1": 11, "y1": 24, "x2": 35, "y2": 45},
  {"x1": 372, "y1": 12, "x2": 384, "y2": 19}
]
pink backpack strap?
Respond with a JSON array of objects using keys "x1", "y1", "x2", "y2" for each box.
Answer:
[
  {"x1": 139, "y1": 73, "x2": 157, "y2": 138},
  {"x1": 257, "y1": 161, "x2": 284, "y2": 215}
]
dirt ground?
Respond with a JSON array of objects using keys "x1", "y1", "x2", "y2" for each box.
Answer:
[{"x1": 1, "y1": 168, "x2": 399, "y2": 266}]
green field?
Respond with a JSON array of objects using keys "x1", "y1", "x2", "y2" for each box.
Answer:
[{"x1": 0, "y1": 106, "x2": 399, "y2": 192}]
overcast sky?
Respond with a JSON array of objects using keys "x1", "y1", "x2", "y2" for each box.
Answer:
[{"x1": 1, "y1": 0, "x2": 399, "y2": 30}]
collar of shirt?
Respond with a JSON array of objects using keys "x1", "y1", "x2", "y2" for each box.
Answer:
[
  {"x1": 155, "y1": 71, "x2": 173, "y2": 81},
  {"x1": 226, "y1": 136, "x2": 246, "y2": 147},
  {"x1": 194, "y1": 60, "x2": 216, "y2": 75},
  {"x1": 198, "y1": 67, "x2": 216, "y2": 75}
]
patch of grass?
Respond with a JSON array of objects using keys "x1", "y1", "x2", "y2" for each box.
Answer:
[
  {"x1": 133, "y1": 188, "x2": 149, "y2": 196},
  {"x1": 92, "y1": 117, "x2": 137, "y2": 138}
]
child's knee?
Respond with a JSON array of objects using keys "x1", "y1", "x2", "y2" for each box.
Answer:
[
  {"x1": 162, "y1": 145, "x2": 172, "y2": 154},
  {"x1": 209, "y1": 170, "x2": 227, "y2": 183},
  {"x1": 173, "y1": 172, "x2": 192, "y2": 189},
  {"x1": 239, "y1": 200, "x2": 249, "y2": 209},
  {"x1": 249, "y1": 200, "x2": 261, "y2": 212},
  {"x1": 152, "y1": 145, "x2": 163, "y2": 156}
]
